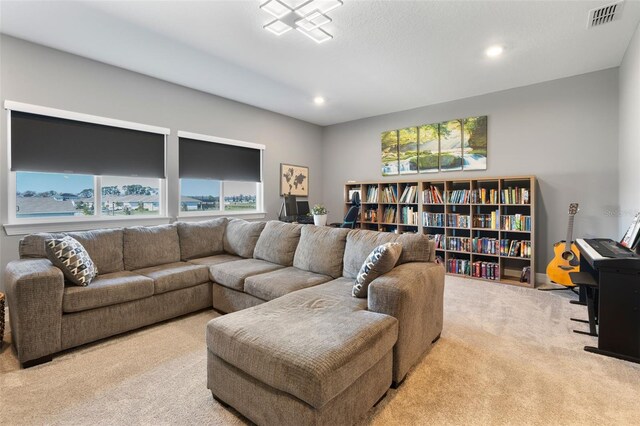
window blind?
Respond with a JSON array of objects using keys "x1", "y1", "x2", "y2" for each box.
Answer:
[
  {"x1": 10, "y1": 111, "x2": 166, "y2": 178},
  {"x1": 179, "y1": 137, "x2": 262, "y2": 182}
]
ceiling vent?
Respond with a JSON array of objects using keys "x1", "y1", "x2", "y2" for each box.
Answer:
[{"x1": 588, "y1": 1, "x2": 624, "y2": 28}]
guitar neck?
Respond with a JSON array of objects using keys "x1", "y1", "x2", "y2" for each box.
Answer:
[{"x1": 564, "y1": 215, "x2": 575, "y2": 251}]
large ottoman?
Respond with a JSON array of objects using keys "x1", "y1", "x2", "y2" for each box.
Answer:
[{"x1": 206, "y1": 289, "x2": 398, "y2": 425}]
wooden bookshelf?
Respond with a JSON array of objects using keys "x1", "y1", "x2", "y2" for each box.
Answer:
[{"x1": 344, "y1": 176, "x2": 536, "y2": 288}]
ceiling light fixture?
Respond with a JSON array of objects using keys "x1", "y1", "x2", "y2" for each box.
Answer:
[
  {"x1": 313, "y1": 96, "x2": 325, "y2": 105},
  {"x1": 260, "y1": 0, "x2": 343, "y2": 43},
  {"x1": 485, "y1": 45, "x2": 504, "y2": 58}
]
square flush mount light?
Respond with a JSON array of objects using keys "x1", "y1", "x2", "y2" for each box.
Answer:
[
  {"x1": 264, "y1": 19, "x2": 293, "y2": 36},
  {"x1": 260, "y1": 0, "x2": 293, "y2": 19},
  {"x1": 260, "y1": 0, "x2": 343, "y2": 43}
]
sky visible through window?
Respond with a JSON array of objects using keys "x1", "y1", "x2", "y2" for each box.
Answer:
[
  {"x1": 16, "y1": 172, "x2": 92, "y2": 194},
  {"x1": 181, "y1": 179, "x2": 220, "y2": 197}
]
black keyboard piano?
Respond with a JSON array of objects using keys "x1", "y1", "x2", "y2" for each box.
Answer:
[{"x1": 574, "y1": 238, "x2": 640, "y2": 363}]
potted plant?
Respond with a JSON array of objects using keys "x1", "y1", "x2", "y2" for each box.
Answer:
[{"x1": 310, "y1": 204, "x2": 328, "y2": 226}]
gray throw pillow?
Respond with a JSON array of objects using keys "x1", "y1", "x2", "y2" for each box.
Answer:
[
  {"x1": 45, "y1": 236, "x2": 98, "y2": 286},
  {"x1": 352, "y1": 242, "x2": 402, "y2": 298}
]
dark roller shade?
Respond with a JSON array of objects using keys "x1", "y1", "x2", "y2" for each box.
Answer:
[
  {"x1": 179, "y1": 137, "x2": 262, "y2": 182},
  {"x1": 11, "y1": 111, "x2": 166, "y2": 178}
]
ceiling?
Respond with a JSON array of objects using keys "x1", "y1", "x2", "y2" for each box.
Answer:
[{"x1": 1, "y1": 0, "x2": 639, "y2": 126}]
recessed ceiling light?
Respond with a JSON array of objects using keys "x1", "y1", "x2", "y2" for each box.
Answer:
[
  {"x1": 314, "y1": 96, "x2": 325, "y2": 105},
  {"x1": 485, "y1": 45, "x2": 504, "y2": 58}
]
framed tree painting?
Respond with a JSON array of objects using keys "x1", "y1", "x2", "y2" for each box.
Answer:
[
  {"x1": 439, "y1": 119, "x2": 463, "y2": 172},
  {"x1": 418, "y1": 123, "x2": 439, "y2": 173},
  {"x1": 462, "y1": 116, "x2": 487, "y2": 170},
  {"x1": 381, "y1": 130, "x2": 399, "y2": 176},
  {"x1": 280, "y1": 163, "x2": 309, "y2": 196},
  {"x1": 398, "y1": 127, "x2": 418, "y2": 175}
]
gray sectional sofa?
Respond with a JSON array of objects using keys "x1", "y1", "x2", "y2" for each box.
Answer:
[{"x1": 5, "y1": 218, "x2": 444, "y2": 425}]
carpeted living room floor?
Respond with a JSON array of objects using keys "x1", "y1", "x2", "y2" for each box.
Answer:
[{"x1": 1, "y1": 276, "x2": 639, "y2": 425}]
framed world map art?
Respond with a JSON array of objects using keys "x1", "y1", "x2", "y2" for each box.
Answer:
[{"x1": 280, "y1": 163, "x2": 309, "y2": 196}]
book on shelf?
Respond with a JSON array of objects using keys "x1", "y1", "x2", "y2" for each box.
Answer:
[
  {"x1": 400, "y1": 206, "x2": 418, "y2": 225},
  {"x1": 446, "y1": 236, "x2": 471, "y2": 252},
  {"x1": 430, "y1": 234, "x2": 445, "y2": 249},
  {"x1": 381, "y1": 185, "x2": 398, "y2": 203},
  {"x1": 366, "y1": 186, "x2": 379, "y2": 203},
  {"x1": 399, "y1": 185, "x2": 418, "y2": 204},
  {"x1": 470, "y1": 188, "x2": 498, "y2": 204},
  {"x1": 422, "y1": 185, "x2": 444, "y2": 204},
  {"x1": 473, "y1": 210, "x2": 500, "y2": 229},
  {"x1": 447, "y1": 258, "x2": 471, "y2": 275},
  {"x1": 472, "y1": 261, "x2": 500, "y2": 280},
  {"x1": 501, "y1": 187, "x2": 529, "y2": 204},
  {"x1": 383, "y1": 206, "x2": 397, "y2": 223},
  {"x1": 472, "y1": 237, "x2": 499, "y2": 255},
  {"x1": 500, "y1": 215, "x2": 531, "y2": 231},
  {"x1": 499, "y1": 239, "x2": 531, "y2": 258},
  {"x1": 424, "y1": 212, "x2": 445, "y2": 227},
  {"x1": 447, "y1": 213, "x2": 471, "y2": 228},
  {"x1": 447, "y1": 189, "x2": 471, "y2": 204}
]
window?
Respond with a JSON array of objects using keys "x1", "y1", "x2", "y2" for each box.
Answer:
[
  {"x1": 178, "y1": 131, "x2": 264, "y2": 216},
  {"x1": 16, "y1": 171, "x2": 95, "y2": 218},
  {"x1": 6, "y1": 101, "x2": 169, "y2": 224}
]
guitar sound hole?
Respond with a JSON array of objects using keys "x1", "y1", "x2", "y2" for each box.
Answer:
[{"x1": 561, "y1": 251, "x2": 574, "y2": 261}]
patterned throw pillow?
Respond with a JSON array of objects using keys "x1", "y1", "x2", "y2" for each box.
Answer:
[
  {"x1": 45, "y1": 236, "x2": 98, "y2": 286},
  {"x1": 352, "y1": 242, "x2": 402, "y2": 298}
]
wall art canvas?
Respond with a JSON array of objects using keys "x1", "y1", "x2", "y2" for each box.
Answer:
[
  {"x1": 280, "y1": 163, "x2": 309, "y2": 196},
  {"x1": 462, "y1": 116, "x2": 487, "y2": 170},
  {"x1": 417, "y1": 123, "x2": 439, "y2": 173},
  {"x1": 439, "y1": 119, "x2": 463, "y2": 172},
  {"x1": 381, "y1": 130, "x2": 399, "y2": 176},
  {"x1": 398, "y1": 127, "x2": 418, "y2": 175}
]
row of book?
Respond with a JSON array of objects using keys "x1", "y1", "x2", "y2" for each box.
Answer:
[
  {"x1": 423, "y1": 186, "x2": 444, "y2": 204},
  {"x1": 399, "y1": 185, "x2": 418, "y2": 204},
  {"x1": 501, "y1": 215, "x2": 531, "y2": 231},
  {"x1": 446, "y1": 258, "x2": 471, "y2": 275},
  {"x1": 382, "y1": 206, "x2": 397, "y2": 223},
  {"x1": 400, "y1": 206, "x2": 418, "y2": 225},
  {"x1": 501, "y1": 187, "x2": 529, "y2": 204},
  {"x1": 431, "y1": 234, "x2": 445, "y2": 249},
  {"x1": 381, "y1": 185, "x2": 398, "y2": 203},
  {"x1": 471, "y1": 188, "x2": 499, "y2": 204},
  {"x1": 472, "y1": 238, "x2": 500, "y2": 255},
  {"x1": 472, "y1": 261, "x2": 500, "y2": 280},
  {"x1": 366, "y1": 186, "x2": 379, "y2": 203},
  {"x1": 447, "y1": 214, "x2": 471, "y2": 228},
  {"x1": 363, "y1": 208, "x2": 377, "y2": 222},
  {"x1": 447, "y1": 237, "x2": 472, "y2": 252},
  {"x1": 424, "y1": 213, "x2": 445, "y2": 227},
  {"x1": 501, "y1": 240, "x2": 532, "y2": 258},
  {"x1": 446, "y1": 189, "x2": 472, "y2": 204},
  {"x1": 473, "y1": 211, "x2": 500, "y2": 229}
]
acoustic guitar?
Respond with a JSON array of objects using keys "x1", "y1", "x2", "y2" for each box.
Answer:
[{"x1": 546, "y1": 203, "x2": 580, "y2": 286}]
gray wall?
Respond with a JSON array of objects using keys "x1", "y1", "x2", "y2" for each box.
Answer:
[
  {"x1": 619, "y1": 22, "x2": 640, "y2": 236},
  {"x1": 321, "y1": 69, "x2": 620, "y2": 273},
  {"x1": 0, "y1": 35, "x2": 323, "y2": 291}
]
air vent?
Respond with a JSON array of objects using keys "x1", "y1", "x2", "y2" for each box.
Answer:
[{"x1": 588, "y1": 1, "x2": 624, "y2": 28}]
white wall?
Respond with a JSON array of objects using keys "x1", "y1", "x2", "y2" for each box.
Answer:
[
  {"x1": 619, "y1": 22, "x2": 640, "y2": 236},
  {"x1": 321, "y1": 69, "x2": 620, "y2": 273},
  {"x1": 0, "y1": 35, "x2": 323, "y2": 291}
]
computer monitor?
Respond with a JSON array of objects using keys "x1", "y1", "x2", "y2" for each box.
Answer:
[
  {"x1": 296, "y1": 201, "x2": 310, "y2": 216},
  {"x1": 283, "y1": 195, "x2": 298, "y2": 217}
]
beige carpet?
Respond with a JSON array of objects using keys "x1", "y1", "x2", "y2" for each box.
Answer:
[{"x1": 1, "y1": 276, "x2": 639, "y2": 425}]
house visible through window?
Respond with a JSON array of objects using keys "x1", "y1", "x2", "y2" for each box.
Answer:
[
  {"x1": 101, "y1": 176, "x2": 161, "y2": 216},
  {"x1": 16, "y1": 171, "x2": 94, "y2": 218}
]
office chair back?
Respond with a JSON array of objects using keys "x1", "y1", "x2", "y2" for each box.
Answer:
[{"x1": 340, "y1": 191, "x2": 361, "y2": 228}]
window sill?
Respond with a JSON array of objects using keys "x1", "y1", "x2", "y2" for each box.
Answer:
[
  {"x1": 3, "y1": 216, "x2": 172, "y2": 236},
  {"x1": 177, "y1": 211, "x2": 267, "y2": 222}
]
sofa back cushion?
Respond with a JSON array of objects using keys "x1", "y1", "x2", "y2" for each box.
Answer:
[
  {"x1": 293, "y1": 226, "x2": 350, "y2": 278},
  {"x1": 20, "y1": 229, "x2": 124, "y2": 274},
  {"x1": 223, "y1": 219, "x2": 266, "y2": 258},
  {"x1": 123, "y1": 224, "x2": 180, "y2": 270},
  {"x1": 177, "y1": 218, "x2": 227, "y2": 260},
  {"x1": 343, "y1": 229, "x2": 433, "y2": 279},
  {"x1": 253, "y1": 221, "x2": 302, "y2": 266},
  {"x1": 67, "y1": 229, "x2": 124, "y2": 274}
]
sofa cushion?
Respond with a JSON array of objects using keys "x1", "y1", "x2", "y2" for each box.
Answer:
[
  {"x1": 45, "y1": 236, "x2": 98, "y2": 286},
  {"x1": 352, "y1": 243, "x2": 402, "y2": 298},
  {"x1": 123, "y1": 224, "x2": 181, "y2": 270},
  {"x1": 293, "y1": 226, "x2": 350, "y2": 278},
  {"x1": 209, "y1": 258, "x2": 283, "y2": 291},
  {"x1": 177, "y1": 218, "x2": 227, "y2": 260},
  {"x1": 20, "y1": 232, "x2": 64, "y2": 259},
  {"x1": 343, "y1": 229, "x2": 433, "y2": 279},
  {"x1": 244, "y1": 267, "x2": 332, "y2": 301},
  {"x1": 253, "y1": 221, "x2": 302, "y2": 266},
  {"x1": 188, "y1": 254, "x2": 243, "y2": 268},
  {"x1": 67, "y1": 229, "x2": 124, "y2": 274},
  {"x1": 134, "y1": 262, "x2": 210, "y2": 294},
  {"x1": 206, "y1": 289, "x2": 398, "y2": 409},
  {"x1": 62, "y1": 271, "x2": 154, "y2": 313},
  {"x1": 223, "y1": 219, "x2": 266, "y2": 258}
]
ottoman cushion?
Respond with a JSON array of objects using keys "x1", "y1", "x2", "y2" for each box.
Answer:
[
  {"x1": 209, "y1": 258, "x2": 283, "y2": 291},
  {"x1": 206, "y1": 291, "x2": 398, "y2": 408},
  {"x1": 244, "y1": 267, "x2": 331, "y2": 301}
]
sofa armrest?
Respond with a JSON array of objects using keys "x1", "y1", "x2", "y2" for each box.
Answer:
[
  {"x1": 5, "y1": 258, "x2": 65, "y2": 364},
  {"x1": 368, "y1": 261, "x2": 445, "y2": 384}
]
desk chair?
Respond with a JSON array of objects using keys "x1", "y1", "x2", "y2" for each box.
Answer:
[{"x1": 330, "y1": 192, "x2": 361, "y2": 229}]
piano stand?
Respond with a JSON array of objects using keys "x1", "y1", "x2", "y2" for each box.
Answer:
[
  {"x1": 569, "y1": 285, "x2": 587, "y2": 306},
  {"x1": 569, "y1": 272, "x2": 599, "y2": 336},
  {"x1": 584, "y1": 346, "x2": 640, "y2": 364}
]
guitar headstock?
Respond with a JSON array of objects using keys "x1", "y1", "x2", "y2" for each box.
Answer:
[{"x1": 569, "y1": 203, "x2": 579, "y2": 216}]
